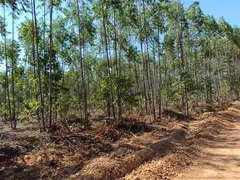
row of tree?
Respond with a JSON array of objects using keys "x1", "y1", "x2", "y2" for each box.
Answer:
[{"x1": 1, "y1": 0, "x2": 240, "y2": 131}]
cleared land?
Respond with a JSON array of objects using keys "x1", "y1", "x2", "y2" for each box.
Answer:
[{"x1": 1, "y1": 102, "x2": 240, "y2": 180}]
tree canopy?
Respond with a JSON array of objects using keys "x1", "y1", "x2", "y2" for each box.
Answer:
[{"x1": 1, "y1": 0, "x2": 240, "y2": 131}]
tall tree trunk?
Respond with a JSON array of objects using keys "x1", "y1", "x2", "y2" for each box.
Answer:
[
  {"x1": 11, "y1": 6, "x2": 16, "y2": 129},
  {"x1": 113, "y1": 4, "x2": 121, "y2": 119},
  {"x1": 43, "y1": 0, "x2": 48, "y2": 123},
  {"x1": 4, "y1": 0, "x2": 11, "y2": 124},
  {"x1": 31, "y1": 0, "x2": 40, "y2": 126},
  {"x1": 77, "y1": 0, "x2": 88, "y2": 127},
  {"x1": 49, "y1": 0, "x2": 53, "y2": 128},
  {"x1": 151, "y1": 41, "x2": 156, "y2": 121},
  {"x1": 157, "y1": 8, "x2": 162, "y2": 120},
  {"x1": 177, "y1": 0, "x2": 187, "y2": 114},
  {"x1": 33, "y1": 0, "x2": 46, "y2": 131},
  {"x1": 140, "y1": 41, "x2": 149, "y2": 113},
  {"x1": 142, "y1": 0, "x2": 152, "y2": 112},
  {"x1": 101, "y1": 0, "x2": 116, "y2": 121}
]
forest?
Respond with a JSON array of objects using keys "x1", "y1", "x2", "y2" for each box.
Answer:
[{"x1": 1, "y1": 0, "x2": 240, "y2": 179}]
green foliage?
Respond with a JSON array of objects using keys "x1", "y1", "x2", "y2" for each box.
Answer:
[
  {"x1": 116, "y1": 76, "x2": 140, "y2": 108},
  {"x1": 226, "y1": 73, "x2": 240, "y2": 97},
  {"x1": 1, "y1": 0, "x2": 240, "y2": 128},
  {"x1": 24, "y1": 99, "x2": 40, "y2": 115}
]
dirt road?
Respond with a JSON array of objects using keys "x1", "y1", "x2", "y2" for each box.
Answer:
[
  {"x1": 122, "y1": 103, "x2": 240, "y2": 180},
  {"x1": 175, "y1": 117, "x2": 240, "y2": 180}
]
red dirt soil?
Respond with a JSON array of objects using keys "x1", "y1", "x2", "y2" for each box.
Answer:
[{"x1": 0, "y1": 101, "x2": 240, "y2": 180}]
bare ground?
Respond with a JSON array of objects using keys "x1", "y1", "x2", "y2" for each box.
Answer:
[
  {"x1": 174, "y1": 108, "x2": 240, "y2": 179},
  {"x1": 0, "y1": 102, "x2": 240, "y2": 180},
  {"x1": 121, "y1": 102, "x2": 240, "y2": 180}
]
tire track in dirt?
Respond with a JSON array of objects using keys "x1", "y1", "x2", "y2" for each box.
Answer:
[
  {"x1": 174, "y1": 107, "x2": 240, "y2": 179},
  {"x1": 121, "y1": 102, "x2": 240, "y2": 180}
]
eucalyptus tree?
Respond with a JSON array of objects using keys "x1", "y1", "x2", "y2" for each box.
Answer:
[
  {"x1": 151, "y1": 0, "x2": 168, "y2": 119},
  {"x1": 91, "y1": 0, "x2": 116, "y2": 120},
  {"x1": 48, "y1": 0, "x2": 54, "y2": 127},
  {"x1": 52, "y1": 17, "x2": 71, "y2": 117},
  {"x1": 185, "y1": 2, "x2": 204, "y2": 107},
  {"x1": 112, "y1": 0, "x2": 121, "y2": 118},
  {"x1": 76, "y1": 0, "x2": 88, "y2": 126},
  {"x1": 165, "y1": 1, "x2": 182, "y2": 108},
  {"x1": 6, "y1": 39, "x2": 20, "y2": 128},
  {"x1": 0, "y1": 0, "x2": 11, "y2": 123},
  {"x1": 177, "y1": 1, "x2": 188, "y2": 114},
  {"x1": 32, "y1": 0, "x2": 46, "y2": 131},
  {"x1": 7, "y1": 0, "x2": 29, "y2": 128},
  {"x1": 0, "y1": 71, "x2": 6, "y2": 120},
  {"x1": 202, "y1": 15, "x2": 219, "y2": 102},
  {"x1": 5, "y1": 0, "x2": 19, "y2": 128},
  {"x1": 0, "y1": 42, "x2": 6, "y2": 120},
  {"x1": 110, "y1": 0, "x2": 143, "y2": 118},
  {"x1": 216, "y1": 17, "x2": 234, "y2": 99},
  {"x1": 61, "y1": 0, "x2": 95, "y2": 126},
  {"x1": 18, "y1": 3, "x2": 46, "y2": 131},
  {"x1": 18, "y1": 19, "x2": 36, "y2": 101},
  {"x1": 137, "y1": 0, "x2": 149, "y2": 113},
  {"x1": 14, "y1": 65, "x2": 25, "y2": 118},
  {"x1": 142, "y1": 0, "x2": 157, "y2": 120}
]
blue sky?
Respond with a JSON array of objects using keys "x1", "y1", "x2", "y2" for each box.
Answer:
[{"x1": 197, "y1": 0, "x2": 239, "y2": 26}]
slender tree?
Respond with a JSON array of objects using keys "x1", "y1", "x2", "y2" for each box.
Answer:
[
  {"x1": 49, "y1": 0, "x2": 53, "y2": 128},
  {"x1": 32, "y1": 0, "x2": 46, "y2": 131}
]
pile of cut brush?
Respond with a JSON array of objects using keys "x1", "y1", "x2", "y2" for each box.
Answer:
[{"x1": 94, "y1": 118, "x2": 152, "y2": 141}]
